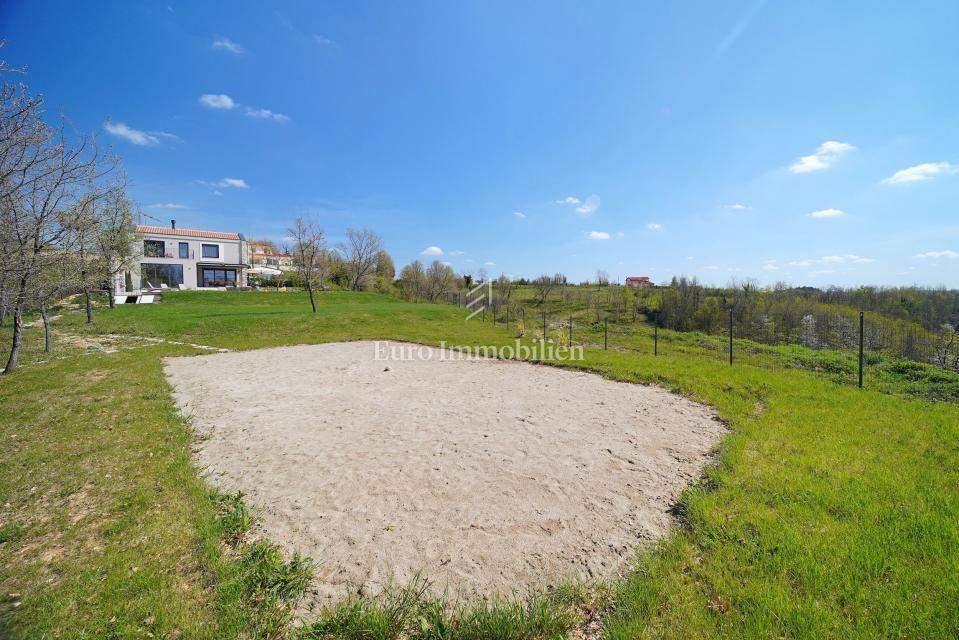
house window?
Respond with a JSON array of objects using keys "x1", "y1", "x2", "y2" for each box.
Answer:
[
  {"x1": 143, "y1": 240, "x2": 165, "y2": 258},
  {"x1": 178, "y1": 242, "x2": 189, "y2": 259},
  {"x1": 201, "y1": 268, "x2": 236, "y2": 287},
  {"x1": 202, "y1": 243, "x2": 220, "y2": 259},
  {"x1": 140, "y1": 263, "x2": 183, "y2": 288}
]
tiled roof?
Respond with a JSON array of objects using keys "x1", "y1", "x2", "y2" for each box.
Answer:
[{"x1": 136, "y1": 225, "x2": 241, "y2": 240}]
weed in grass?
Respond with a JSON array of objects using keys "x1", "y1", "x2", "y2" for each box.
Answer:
[{"x1": 212, "y1": 491, "x2": 254, "y2": 544}]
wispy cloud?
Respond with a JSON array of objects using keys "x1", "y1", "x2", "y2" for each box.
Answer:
[
  {"x1": 714, "y1": 0, "x2": 767, "y2": 60},
  {"x1": 789, "y1": 140, "x2": 855, "y2": 173},
  {"x1": 916, "y1": 250, "x2": 958, "y2": 259},
  {"x1": 201, "y1": 178, "x2": 248, "y2": 189},
  {"x1": 313, "y1": 34, "x2": 334, "y2": 46},
  {"x1": 512, "y1": 211, "x2": 526, "y2": 219},
  {"x1": 483, "y1": 261, "x2": 496, "y2": 267},
  {"x1": 556, "y1": 196, "x2": 581, "y2": 205},
  {"x1": 420, "y1": 245, "x2": 443, "y2": 256},
  {"x1": 722, "y1": 203, "x2": 751, "y2": 211},
  {"x1": 588, "y1": 231, "x2": 611, "y2": 240},
  {"x1": 575, "y1": 195, "x2": 601, "y2": 215},
  {"x1": 703, "y1": 265, "x2": 720, "y2": 271},
  {"x1": 147, "y1": 203, "x2": 187, "y2": 210},
  {"x1": 212, "y1": 37, "x2": 244, "y2": 54},
  {"x1": 882, "y1": 162, "x2": 957, "y2": 185},
  {"x1": 104, "y1": 121, "x2": 161, "y2": 146},
  {"x1": 646, "y1": 223, "x2": 663, "y2": 230},
  {"x1": 808, "y1": 208, "x2": 846, "y2": 219},
  {"x1": 199, "y1": 94, "x2": 236, "y2": 109},
  {"x1": 244, "y1": 107, "x2": 289, "y2": 121},
  {"x1": 104, "y1": 121, "x2": 178, "y2": 146},
  {"x1": 448, "y1": 250, "x2": 465, "y2": 256}
]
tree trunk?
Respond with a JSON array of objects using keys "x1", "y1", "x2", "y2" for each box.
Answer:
[
  {"x1": 41, "y1": 304, "x2": 52, "y2": 353},
  {"x1": 108, "y1": 282, "x2": 115, "y2": 309},
  {"x1": 307, "y1": 282, "x2": 317, "y2": 312},
  {"x1": 85, "y1": 289, "x2": 94, "y2": 323},
  {"x1": 3, "y1": 279, "x2": 26, "y2": 374}
]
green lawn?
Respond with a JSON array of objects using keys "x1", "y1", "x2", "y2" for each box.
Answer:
[{"x1": 1, "y1": 290, "x2": 956, "y2": 639}]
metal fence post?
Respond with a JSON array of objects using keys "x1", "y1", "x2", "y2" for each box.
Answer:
[
  {"x1": 604, "y1": 317, "x2": 608, "y2": 350},
  {"x1": 729, "y1": 308, "x2": 734, "y2": 366},
  {"x1": 859, "y1": 310, "x2": 864, "y2": 388}
]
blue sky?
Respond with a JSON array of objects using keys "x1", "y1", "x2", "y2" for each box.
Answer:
[{"x1": 4, "y1": 0, "x2": 959, "y2": 286}]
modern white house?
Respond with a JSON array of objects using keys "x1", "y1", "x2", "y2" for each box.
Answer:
[{"x1": 125, "y1": 223, "x2": 249, "y2": 291}]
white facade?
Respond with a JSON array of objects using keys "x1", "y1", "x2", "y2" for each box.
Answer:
[{"x1": 124, "y1": 225, "x2": 248, "y2": 291}]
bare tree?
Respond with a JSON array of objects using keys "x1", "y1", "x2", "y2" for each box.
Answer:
[
  {"x1": 288, "y1": 217, "x2": 326, "y2": 312},
  {"x1": 596, "y1": 269, "x2": 609, "y2": 287},
  {"x1": 494, "y1": 274, "x2": 513, "y2": 305},
  {"x1": 1, "y1": 64, "x2": 111, "y2": 372},
  {"x1": 532, "y1": 273, "x2": 559, "y2": 304},
  {"x1": 341, "y1": 228, "x2": 383, "y2": 291}
]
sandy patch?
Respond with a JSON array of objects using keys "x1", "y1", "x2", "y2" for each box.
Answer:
[{"x1": 164, "y1": 341, "x2": 724, "y2": 603}]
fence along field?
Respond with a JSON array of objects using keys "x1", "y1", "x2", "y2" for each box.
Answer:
[{"x1": 431, "y1": 281, "x2": 959, "y2": 402}]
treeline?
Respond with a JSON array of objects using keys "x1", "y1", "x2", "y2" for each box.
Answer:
[{"x1": 647, "y1": 277, "x2": 959, "y2": 370}]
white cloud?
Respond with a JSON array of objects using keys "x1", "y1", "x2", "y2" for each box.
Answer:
[
  {"x1": 212, "y1": 190, "x2": 223, "y2": 196},
  {"x1": 575, "y1": 194, "x2": 600, "y2": 215},
  {"x1": 199, "y1": 94, "x2": 236, "y2": 109},
  {"x1": 789, "y1": 259, "x2": 812, "y2": 267},
  {"x1": 882, "y1": 162, "x2": 957, "y2": 185},
  {"x1": 789, "y1": 140, "x2": 855, "y2": 173},
  {"x1": 722, "y1": 203, "x2": 750, "y2": 210},
  {"x1": 808, "y1": 208, "x2": 846, "y2": 219},
  {"x1": 148, "y1": 203, "x2": 187, "y2": 209},
  {"x1": 646, "y1": 223, "x2": 663, "y2": 230},
  {"x1": 916, "y1": 250, "x2": 958, "y2": 259},
  {"x1": 448, "y1": 250, "x2": 465, "y2": 256},
  {"x1": 821, "y1": 255, "x2": 845, "y2": 263},
  {"x1": 440, "y1": 261, "x2": 452, "y2": 267},
  {"x1": 244, "y1": 107, "x2": 289, "y2": 121},
  {"x1": 483, "y1": 261, "x2": 496, "y2": 267},
  {"x1": 212, "y1": 37, "x2": 244, "y2": 54},
  {"x1": 201, "y1": 177, "x2": 248, "y2": 189},
  {"x1": 512, "y1": 211, "x2": 526, "y2": 219},
  {"x1": 313, "y1": 34, "x2": 334, "y2": 46},
  {"x1": 103, "y1": 121, "x2": 161, "y2": 146},
  {"x1": 420, "y1": 246, "x2": 444, "y2": 256},
  {"x1": 556, "y1": 196, "x2": 581, "y2": 205},
  {"x1": 616, "y1": 231, "x2": 625, "y2": 237},
  {"x1": 588, "y1": 231, "x2": 611, "y2": 240}
]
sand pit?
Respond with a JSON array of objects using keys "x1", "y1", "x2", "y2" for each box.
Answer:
[{"x1": 164, "y1": 341, "x2": 724, "y2": 603}]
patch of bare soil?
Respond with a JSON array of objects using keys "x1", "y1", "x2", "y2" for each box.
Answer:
[{"x1": 164, "y1": 341, "x2": 725, "y2": 604}]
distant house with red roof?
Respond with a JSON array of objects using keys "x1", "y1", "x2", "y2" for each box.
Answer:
[{"x1": 625, "y1": 276, "x2": 653, "y2": 288}]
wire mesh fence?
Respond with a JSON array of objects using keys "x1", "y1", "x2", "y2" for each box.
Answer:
[{"x1": 435, "y1": 290, "x2": 959, "y2": 396}]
